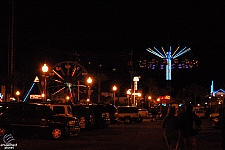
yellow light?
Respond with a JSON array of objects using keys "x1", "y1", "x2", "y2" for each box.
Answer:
[
  {"x1": 42, "y1": 64, "x2": 48, "y2": 73},
  {"x1": 127, "y1": 89, "x2": 131, "y2": 95},
  {"x1": 113, "y1": 85, "x2": 117, "y2": 91},
  {"x1": 16, "y1": 91, "x2": 20, "y2": 96},
  {"x1": 87, "y1": 99, "x2": 90, "y2": 102},
  {"x1": 157, "y1": 98, "x2": 160, "y2": 102},
  {"x1": 165, "y1": 95, "x2": 170, "y2": 99},
  {"x1": 66, "y1": 96, "x2": 70, "y2": 100},
  {"x1": 87, "y1": 77, "x2": 92, "y2": 84},
  {"x1": 148, "y1": 96, "x2": 151, "y2": 100}
]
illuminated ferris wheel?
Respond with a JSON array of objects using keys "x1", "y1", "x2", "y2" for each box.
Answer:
[{"x1": 48, "y1": 61, "x2": 88, "y2": 102}]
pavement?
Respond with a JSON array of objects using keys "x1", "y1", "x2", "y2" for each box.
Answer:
[{"x1": 197, "y1": 119, "x2": 222, "y2": 150}]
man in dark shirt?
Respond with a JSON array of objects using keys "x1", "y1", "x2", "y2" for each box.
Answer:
[
  {"x1": 178, "y1": 104, "x2": 202, "y2": 150},
  {"x1": 219, "y1": 105, "x2": 225, "y2": 150}
]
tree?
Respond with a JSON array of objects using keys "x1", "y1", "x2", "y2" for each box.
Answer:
[
  {"x1": 93, "y1": 73, "x2": 108, "y2": 103},
  {"x1": 143, "y1": 78, "x2": 159, "y2": 107},
  {"x1": 114, "y1": 79, "x2": 125, "y2": 104},
  {"x1": 0, "y1": 72, "x2": 33, "y2": 97},
  {"x1": 186, "y1": 83, "x2": 208, "y2": 106},
  {"x1": 175, "y1": 88, "x2": 191, "y2": 105}
]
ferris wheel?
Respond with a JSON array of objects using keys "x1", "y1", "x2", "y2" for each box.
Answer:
[{"x1": 48, "y1": 61, "x2": 88, "y2": 102}]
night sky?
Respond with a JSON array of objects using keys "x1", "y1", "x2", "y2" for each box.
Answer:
[{"x1": 1, "y1": 1, "x2": 225, "y2": 92}]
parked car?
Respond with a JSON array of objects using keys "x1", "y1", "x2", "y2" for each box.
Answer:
[
  {"x1": 210, "y1": 112, "x2": 219, "y2": 120},
  {"x1": 138, "y1": 108, "x2": 149, "y2": 119},
  {"x1": 46, "y1": 103, "x2": 73, "y2": 117},
  {"x1": 148, "y1": 110, "x2": 162, "y2": 121},
  {"x1": 45, "y1": 103, "x2": 88, "y2": 129},
  {"x1": 71, "y1": 105, "x2": 95, "y2": 130},
  {"x1": 105, "y1": 104, "x2": 118, "y2": 124},
  {"x1": 0, "y1": 103, "x2": 80, "y2": 139},
  {"x1": 195, "y1": 110, "x2": 205, "y2": 118},
  {"x1": 212, "y1": 116, "x2": 220, "y2": 129},
  {"x1": 83, "y1": 104, "x2": 110, "y2": 129},
  {"x1": 116, "y1": 106, "x2": 142, "y2": 124}
]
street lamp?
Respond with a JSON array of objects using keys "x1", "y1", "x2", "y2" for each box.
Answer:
[
  {"x1": 113, "y1": 85, "x2": 117, "y2": 106},
  {"x1": 148, "y1": 96, "x2": 152, "y2": 108},
  {"x1": 137, "y1": 93, "x2": 142, "y2": 106},
  {"x1": 133, "y1": 76, "x2": 139, "y2": 106},
  {"x1": 16, "y1": 90, "x2": 20, "y2": 102},
  {"x1": 87, "y1": 77, "x2": 92, "y2": 102},
  {"x1": 127, "y1": 89, "x2": 131, "y2": 106},
  {"x1": 42, "y1": 63, "x2": 48, "y2": 102}
]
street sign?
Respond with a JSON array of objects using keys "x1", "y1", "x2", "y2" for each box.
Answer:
[{"x1": 30, "y1": 95, "x2": 42, "y2": 99}]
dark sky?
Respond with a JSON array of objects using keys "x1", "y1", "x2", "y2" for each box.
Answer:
[{"x1": 1, "y1": 1, "x2": 225, "y2": 91}]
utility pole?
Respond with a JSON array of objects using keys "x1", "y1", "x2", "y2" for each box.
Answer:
[
  {"x1": 128, "y1": 50, "x2": 134, "y2": 105},
  {"x1": 129, "y1": 50, "x2": 133, "y2": 90},
  {"x1": 8, "y1": 0, "x2": 15, "y2": 100}
]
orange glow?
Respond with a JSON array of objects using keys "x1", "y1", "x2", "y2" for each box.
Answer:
[{"x1": 160, "y1": 95, "x2": 170, "y2": 99}]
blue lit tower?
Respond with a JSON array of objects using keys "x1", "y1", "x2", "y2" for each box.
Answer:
[{"x1": 146, "y1": 46, "x2": 191, "y2": 81}]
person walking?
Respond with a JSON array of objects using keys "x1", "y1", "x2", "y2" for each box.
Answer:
[
  {"x1": 177, "y1": 105, "x2": 185, "y2": 149},
  {"x1": 178, "y1": 104, "x2": 202, "y2": 150},
  {"x1": 162, "y1": 106, "x2": 179, "y2": 150},
  {"x1": 219, "y1": 105, "x2": 225, "y2": 150}
]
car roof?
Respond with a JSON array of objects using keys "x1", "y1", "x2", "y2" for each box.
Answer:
[
  {"x1": 138, "y1": 108, "x2": 147, "y2": 110},
  {"x1": 117, "y1": 106, "x2": 137, "y2": 108}
]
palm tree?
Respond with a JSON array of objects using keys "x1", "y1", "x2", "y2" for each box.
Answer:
[
  {"x1": 0, "y1": 72, "x2": 33, "y2": 97},
  {"x1": 186, "y1": 84, "x2": 208, "y2": 106},
  {"x1": 114, "y1": 79, "x2": 125, "y2": 104},
  {"x1": 175, "y1": 88, "x2": 191, "y2": 105},
  {"x1": 143, "y1": 78, "x2": 159, "y2": 95},
  {"x1": 143, "y1": 78, "x2": 159, "y2": 107},
  {"x1": 93, "y1": 73, "x2": 108, "y2": 103}
]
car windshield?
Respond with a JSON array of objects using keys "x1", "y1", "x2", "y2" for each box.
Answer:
[
  {"x1": 149, "y1": 110, "x2": 159, "y2": 115},
  {"x1": 72, "y1": 106, "x2": 87, "y2": 116},
  {"x1": 37, "y1": 105, "x2": 56, "y2": 116},
  {"x1": 52, "y1": 106, "x2": 65, "y2": 114},
  {"x1": 138, "y1": 109, "x2": 147, "y2": 112},
  {"x1": 117, "y1": 107, "x2": 137, "y2": 113}
]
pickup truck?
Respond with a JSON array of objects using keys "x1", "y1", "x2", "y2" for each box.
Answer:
[
  {"x1": 116, "y1": 106, "x2": 142, "y2": 124},
  {"x1": 0, "y1": 103, "x2": 80, "y2": 139}
]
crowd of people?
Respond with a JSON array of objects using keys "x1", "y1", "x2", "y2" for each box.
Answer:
[{"x1": 162, "y1": 104, "x2": 202, "y2": 150}]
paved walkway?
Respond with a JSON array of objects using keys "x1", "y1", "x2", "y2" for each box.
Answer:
[{"x1": 197, "y1": 119, "x2": 221, "y2": 150}]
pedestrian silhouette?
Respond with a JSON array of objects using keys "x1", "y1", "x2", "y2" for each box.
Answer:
[
  {"x1": 162, "y1": 106, "x2": 179, "y2": 150},
  {"x1": 178, "y1": 104, "x2": 202, "y2": 150}
]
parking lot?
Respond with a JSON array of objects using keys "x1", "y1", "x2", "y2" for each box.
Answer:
[{"x1": 1, "y1": 119, "x2": 221, "y2": 150}]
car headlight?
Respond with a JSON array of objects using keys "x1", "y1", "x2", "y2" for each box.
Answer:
[{"x1": 67, "y1": 120, "x2": 76, "y2": 126}]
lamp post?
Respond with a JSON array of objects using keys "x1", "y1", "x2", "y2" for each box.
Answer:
[
  {"x1": 137, "y1": 93, "x2": 142, "y2": 106},
  {"x1": 133, "y1": 76, "x2": 139, "y2": 106},
  {"x1": 42, "y1": 63, "x2": 48, "y2": 102},
  {"x1": 16, "y1": 90, "x2": 20, "y2": 102},
  {"x1": 113, "y1": 85, "x2": 117, "y2": 106},
  {"x1": 87, "y1": 77, "x2": 92, "y2": 102},
  {"x1": 148, "y1": 96, "x2": 152, "y2": 108},
  {"x1": 127, "y1": 89, "x2": 131, "y2": 106}
]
